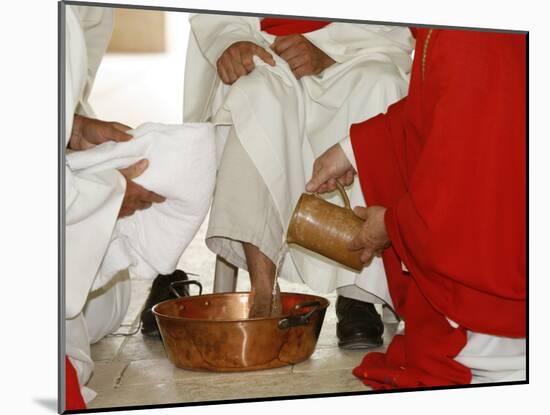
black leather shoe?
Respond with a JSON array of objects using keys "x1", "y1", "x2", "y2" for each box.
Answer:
[
  {"x1": 140, "y1": 270, "x2": 189, "y2": 337},
  {"x1": 336, "y1": 296, "x2": 384, "y2": 350}
]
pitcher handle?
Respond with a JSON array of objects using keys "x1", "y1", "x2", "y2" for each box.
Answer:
[
  {"x1": 335, "y1": 180, "x2": 351, "y2": 211},
  {"x1": 314, "y1": 180, "x2": 351, "y2": 211}
]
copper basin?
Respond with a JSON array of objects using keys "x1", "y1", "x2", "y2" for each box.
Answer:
[{"x1": 153, "y1": 285, "x2": 329, "y2": 372}]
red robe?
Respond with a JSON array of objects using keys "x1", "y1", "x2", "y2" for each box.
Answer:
[
  {"x1": 260, "y1": 18, "x2": 330, "y2": 36},
  {"x1": 65, "y1": 356, "x2": 86, "y2": 410},
  {"x1": 350, "y1": 29, "x2": 526, "y2": 389}
]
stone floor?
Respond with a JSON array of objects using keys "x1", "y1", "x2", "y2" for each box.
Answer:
[{"x1": 87, "y1": 217, "x2": 403, "y2": 410}]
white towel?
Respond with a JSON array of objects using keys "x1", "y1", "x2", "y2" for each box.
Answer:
[{"x1": 67, "y1": 122, "x2": 217, "y2": 289}]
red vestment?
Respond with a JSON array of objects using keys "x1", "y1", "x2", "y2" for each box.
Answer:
[
  {"x1": 65, "y1": 355, "x2": 86, "y2": 410},
  {"x1": 260, "y1": 18, "x2": 330, "y2": 36},
  {"x1": 350, "y1": 29, "x2": 526, "y2": 389}
]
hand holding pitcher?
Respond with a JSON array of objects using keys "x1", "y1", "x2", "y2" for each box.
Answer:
[{"x1": 348, "y1": 206, "x2": 391, "y2": 265}]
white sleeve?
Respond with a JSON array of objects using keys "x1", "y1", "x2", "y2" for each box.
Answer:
[
  {"x1": 188, "y1": 14, "x2": 264, "y2": 65},
  {"x1": 184, "y1": 14, "x2": 266, "y2": 122},
  {"x1": 339, "y1": 136, "x2": 357, "y2": 171},
  {"x1": 65, "y1": 166, "x2": 126, "y2": 318},
  {"x1": 72, "y1": 5, "x2": 114, "y2": 115},
  {"x1": 304, "y1": 23, "x2": 414, "y2": 66},
  {"x1": 64, "y1": 5, "x2": 125, "y2": 318}
]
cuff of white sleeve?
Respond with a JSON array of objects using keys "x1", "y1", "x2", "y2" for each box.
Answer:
[
  {"x1": 339, "y1": 136, "x2": 357, "y2": 171},
  {"x1": 303, "y1": 26, "x2": 346, "y2": 63}
]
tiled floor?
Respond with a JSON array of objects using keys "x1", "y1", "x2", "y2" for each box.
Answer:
[{"x1": 87, "y1": 217, "x2": 402, "y2": 410}]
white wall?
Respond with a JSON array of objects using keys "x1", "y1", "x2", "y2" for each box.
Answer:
[{"x1": 88, "y1": 10, "x2": 190, "y2": 128}]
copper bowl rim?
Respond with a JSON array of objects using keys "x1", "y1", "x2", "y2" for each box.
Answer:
[{"x1": 152, "y1": 291, "x2": 330, "y2": 324}]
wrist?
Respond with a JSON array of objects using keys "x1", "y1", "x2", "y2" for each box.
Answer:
[
  {"x1": 68, "y1": 114, "x2": 84, "y2": 150},
  {"x1": 72, "y1": 114, "x2": 85, "y2": 133},
  {"x1": 320, "y1": 53, "x2": 336, "y2": 71},
  {"x1": 381, "y1": 208, "x2": 391, "y2": 247},
  {"x1": 381, "y1": 207, "x2": 392, "y2": 248}
]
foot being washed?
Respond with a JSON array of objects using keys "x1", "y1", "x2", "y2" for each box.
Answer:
[
  {"x1": 248, "y1": 281, "x2": 282, "y2": 318},
  {"x1": 244, "y1": 242, "x2": 283, "y2": 318}
]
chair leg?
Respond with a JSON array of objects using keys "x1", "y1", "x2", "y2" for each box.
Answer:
[{"x1": 213, "y1": 255, "x2": 238, "y2": 293}]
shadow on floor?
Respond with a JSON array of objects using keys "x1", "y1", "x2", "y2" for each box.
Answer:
[{"x1": 33, "y1": 397, "x2": 58, "y2": 413}]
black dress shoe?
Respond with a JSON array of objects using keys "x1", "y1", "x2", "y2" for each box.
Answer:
[
  {"x1": 140, "y1": 270, "x2": 189, "y2": 337},
  {"x1": 336, "y1": 296, "x2": 384, "y2": 350}
]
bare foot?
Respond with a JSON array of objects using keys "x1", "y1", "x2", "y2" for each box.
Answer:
[
  {"x1": 249, "y1": 287, "x2": 273, "y2": 318},
  {"x1": 248, "y1": 283, "x2": 283, "y2": 318}
]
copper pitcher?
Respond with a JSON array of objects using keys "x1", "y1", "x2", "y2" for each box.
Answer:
[{"x1": 287, "y1": 182, "x2": 365, "y2": 272}]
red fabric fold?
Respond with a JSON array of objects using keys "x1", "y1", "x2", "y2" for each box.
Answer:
[
  {"x1": 353, "y1": 278, "x2": 470, "y2": 389},
  {"x1": 65, "y1": 355, "x2": 86, "y2": 411},
  {"x1": 350, "y1": 29, "x2": 526, "y2": 389},
  {"x1": 260, "y1": 18, "x2": 330, "y2": 36}
]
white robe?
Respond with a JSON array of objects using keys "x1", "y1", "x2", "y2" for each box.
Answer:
[
  {"x1": 64, "y1": 5, "x2": 125, "y2": 403},
  {"x1": 64, "y1": 7, "x2": 218, "y2": 403},
  {"x1": 183, "y1": 15, "x2": 413, "y2": 305},
  {"x1": 65, "y1": 5, "x2": 124, "y2": 320}
]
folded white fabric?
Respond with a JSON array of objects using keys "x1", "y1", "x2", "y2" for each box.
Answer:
[{"x1": 67, "y1": 122, "x2": 217, "y2": 289}]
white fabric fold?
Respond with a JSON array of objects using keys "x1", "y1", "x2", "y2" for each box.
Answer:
[{"x1": 67, "y1": 122, "x2": 217, "y2": 289}]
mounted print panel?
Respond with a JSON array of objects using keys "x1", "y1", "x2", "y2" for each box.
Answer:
[{"x1": 59, "y1": 1, "x2": 528, "y2": 412}]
